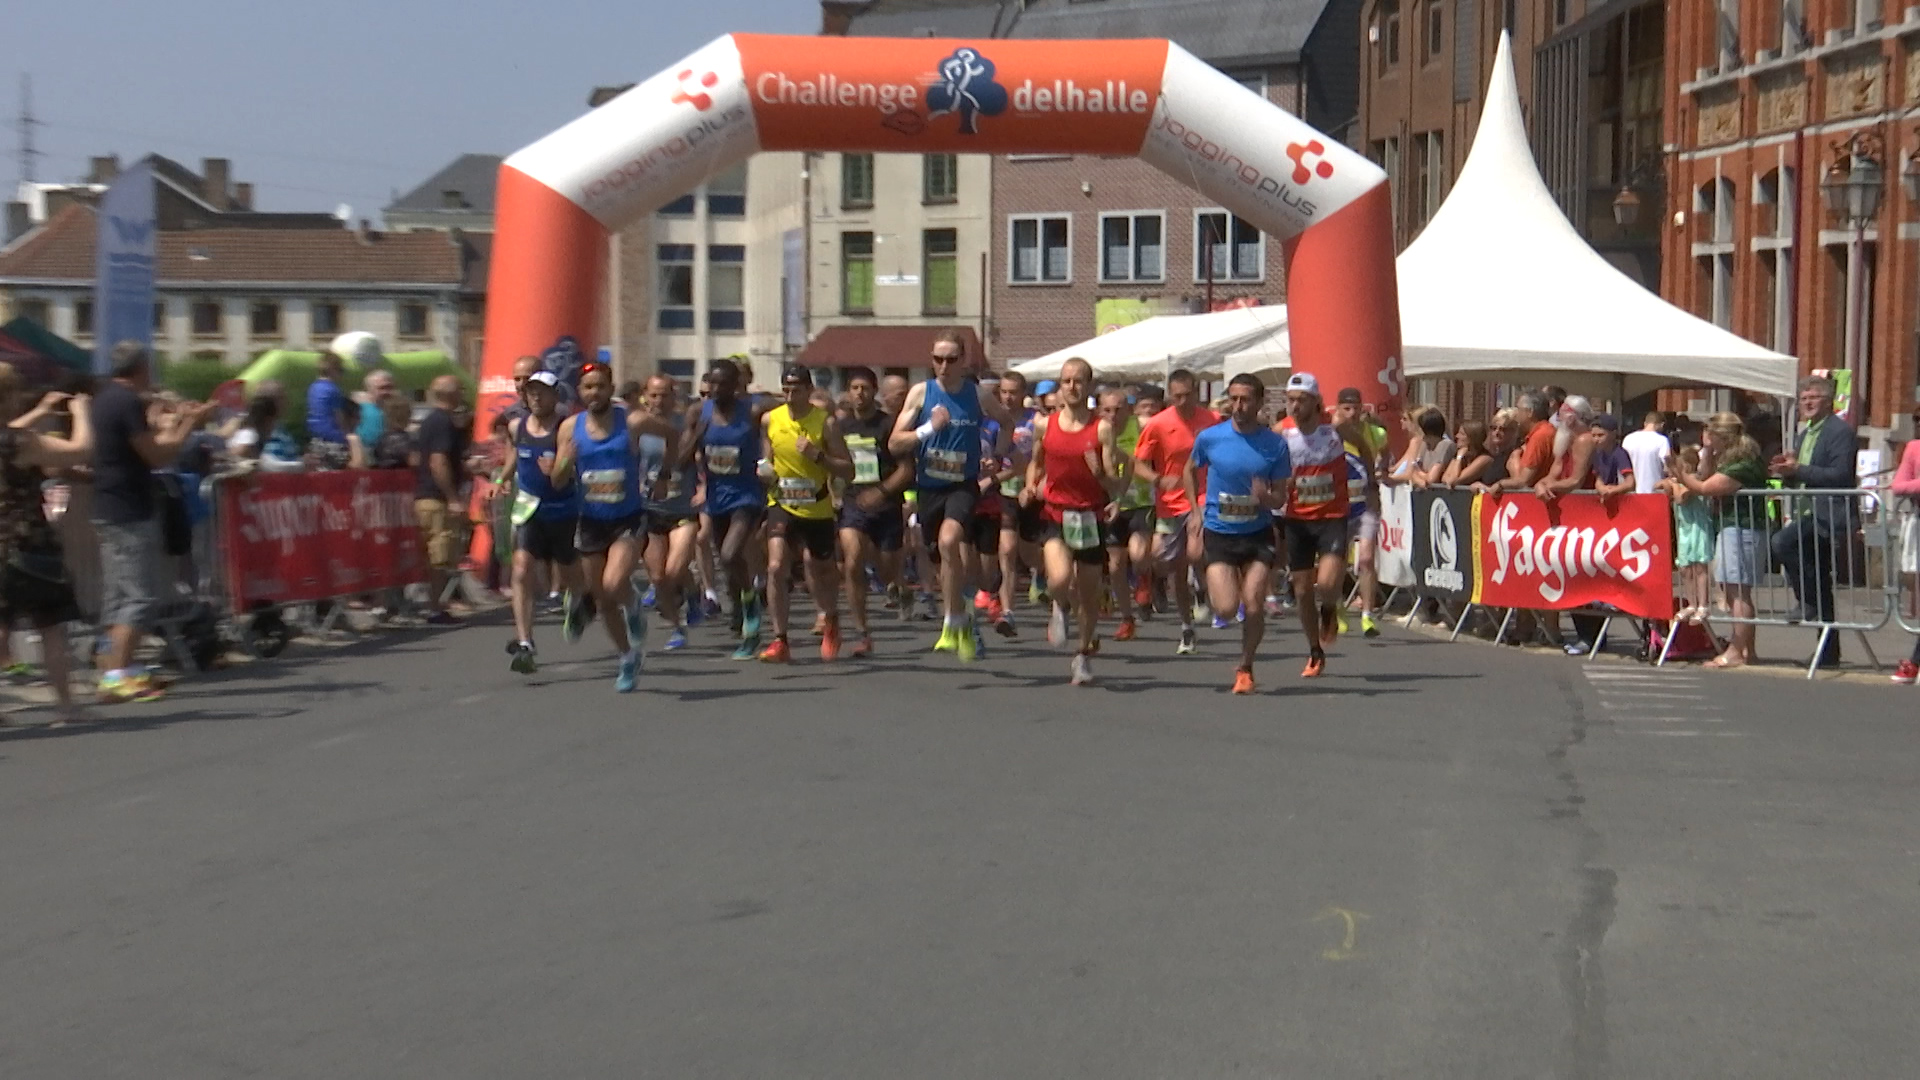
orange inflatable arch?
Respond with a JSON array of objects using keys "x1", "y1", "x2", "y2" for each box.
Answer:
[{"x1": 479, "y1": 34, "x2": 1402, "y2": 426}]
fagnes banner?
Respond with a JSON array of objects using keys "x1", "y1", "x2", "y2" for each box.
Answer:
[
  {"x1": 1374, "y1": 483, "x2": 1415, "y2": 588},
  {"x1": 1472, "y1": 492, "x2": 1673, "y2": 620},
  {"x1": 217, "y1": 469, "x2": 426, "y2": 613},
  {"x1": 1412, "y1": 489, "x2": 1479, "y2": 604}
]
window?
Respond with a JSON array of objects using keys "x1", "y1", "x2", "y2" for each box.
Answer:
[
  {"x1": 1413, "y1": 132, "x2": 1445, "y2": 228},
  {"x1": 250, "y1": 300, "x2": 281, "y2": 336},
  {"x1": 1009, "y1": 214, "x2": 1071, "y2": 283},
  {"x1": 842, "y1": 154, "x2": 875, "y2": 209},
  {"x1": 15, "y1": 299, "x2": 49, "y2": 328},
  {"x1": 74, "y1": 299, "x2": 94, "y2": 335},
  {"x1": 659, "y1": 360, "x2": 695, "y2": 384},
  {"x1": 924, "y1": 154, "x2": 959, "y2": 203},
  {"x1": 191, "y1": 301, "x2": 223, "y2": 336},
  {"x1": 658, "y1": 243, "x2": 695, "y2": 330},
  {"x1": 1195, "y1": 212, "x2": 1263, "y2": 282},
  {"x1": 707, "y1": 163, "x2": 746, "y2": 217},
  {"x1": 923, "y1": 228, "x2": 958, "y2": 314},
  {"x1": 708, "y1": 244, "x2": 746, "y2": 331},
  {"x1": 1552, "y1": 0, "x2": 1569, "y2": 27},
  {"x1": 1717, "y1": 0, "x2": 1740, "y2": 69},
  {"x1": 1426, "y1": 0, "x2": 1445, "y2": 59},
  {"x1": 397, "y1": 302, "x2": 430, "y2": 339},
  {"x1": 1234, "y1": 73, "x2": 1267, "y2": 99},
  {"x1": 658, "y1": 193, "x2": 696, "y2": 215},
  {"x1": 311, "y1": 301, "x2": 342, "y2": 335},
  {"x1": 1377, "y1": 0, "x2": 1402, "y2": 68},
  {"x1": 842, "y1": 232, "x2": 875, "y2": 313},
  {"x1": 153, "y1": 300, "x2": 167, "y2": 331},
  {"x1": 1099, "y1": 212, "x2": 1165, "y2": 282}
]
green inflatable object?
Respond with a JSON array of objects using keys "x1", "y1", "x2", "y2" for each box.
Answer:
[{"x1": 228, "y1": 349, "x2": 473, "y2": 441}]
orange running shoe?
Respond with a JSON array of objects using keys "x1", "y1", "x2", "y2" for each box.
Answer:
[
  {"x1": 1301, "y1": 651, "x2": 1326, "y2": 678},
  {"x1": 1231, "y1": 668, "x2": 1256, "y2": 695},
  {"x1": 849, "y1": 632, "x2": 873, "y2": 659},
  {"x1": 759, "y1": 637, "x2": 792, "y2": 664},
  {"x1": 1134, "y1": 580, "x2": 1153, "y2": 613},
  {"x1": 820, "y1": 619, "x2": 841, "y2": 662},
  {"x1": 974, "y1": 589, "x2": 995, "y2": 611},
  {"x1": 812, "y1": 612, "x2": 829, "y2": 637},
  {"x1": 1114, "y1": 617, "x2": 1137, "y2": 642}
]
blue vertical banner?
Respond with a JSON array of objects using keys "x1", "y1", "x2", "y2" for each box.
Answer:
[
  {"x1": 92, "y1": 160, "x2": 157, "y2": 375},
  {"x1": 781, "y1": 228, "x2": 805, "y2": 350}
]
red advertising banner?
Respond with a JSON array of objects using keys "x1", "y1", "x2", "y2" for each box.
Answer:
[
  {"x1": 217, "y1": 469, "x2": 427, "y2": 613},
  {"x1": 1472, "y1": 492, "x2": 1674, "y2": 621}
]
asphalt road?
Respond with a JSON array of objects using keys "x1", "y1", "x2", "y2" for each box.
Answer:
[{"x1": 0, "y1": 601, "x2": 1914, "y2": 1079}]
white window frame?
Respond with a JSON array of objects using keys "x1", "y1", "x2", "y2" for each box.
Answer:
[
  {"x1": 1097, "y1": 210, "x2": 1167, "y2": 284},
  {"x1": 1007, "y1": 213, "x2": 1073, "y2": 285},
  {"x1": 1192, "y1": 209, "x2": 1266, "y2": 284}
]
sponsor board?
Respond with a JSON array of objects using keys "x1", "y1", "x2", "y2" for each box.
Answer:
[{"x1": 219, "y1": 469, "x2": 426, "y2": 613}]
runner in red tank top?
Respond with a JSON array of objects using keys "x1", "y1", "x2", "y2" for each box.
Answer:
[
  {"x1": 1273, "y1": 372, "x2": 1351, "y2": 678},
  {"x1": 1023, "y1": 357, "x2": 1127, "y2": 686}
]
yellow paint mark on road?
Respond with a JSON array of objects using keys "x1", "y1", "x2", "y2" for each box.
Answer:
[{"x1": 1313, "y1": 906, "x2": 1369, "y2": 960}]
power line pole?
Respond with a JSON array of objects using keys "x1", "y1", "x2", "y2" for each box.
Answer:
[{"x1": 17, "y1": 74, "x2": 44, "y2": 185}]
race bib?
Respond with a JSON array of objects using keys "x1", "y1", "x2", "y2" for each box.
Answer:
[
  {"x1": 707, "y1": 444, "x2": 740, "y2": 476},
  {"x1": 1154, "y1": 515, "x2": 1180, "y2": 536},
  {"x1": 1294, "y1": 472, "x2": 1334, "y2": 506},
  {"x1": 1217, "y1": 493, "x2": 1260, "y2": 525},
  {"x1": 846, "y1": 436, "x2": 881, "y2": 485},
  {"x1": 1062, "y1": 509, "x2": 1101, "y2": 551},
  {"x1": 1001, "y1": 473, "x2": 1025, "y2": 497},
  {"x1": 925, "y1": 448, "x2": 967, "y2": 484},
  {"x1": 510, "y1": 487, "x2": 541, "y2": 526},
  {"x1": 776, "y1": 476, "x2": 819, "y2": 508},
  {"x1": 581, "y1": 469, "x2": 626, "y2": 505}
]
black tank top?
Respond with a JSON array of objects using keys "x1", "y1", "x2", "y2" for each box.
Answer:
[{"x1": 841, "y1": 409, "x2": 898, "y2": 497}]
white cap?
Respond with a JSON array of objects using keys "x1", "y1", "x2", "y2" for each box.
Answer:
[
  {"x1": 526, "y1": 370, "x2": 560, "y2": 388},
  {"x1": 1285, "y1": 372, "x2": 1321, "y2": 398}
]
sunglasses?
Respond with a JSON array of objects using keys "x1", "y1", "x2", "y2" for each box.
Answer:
[{"x1": 930, "y1": 353, "x2": 961, "y2": 363}]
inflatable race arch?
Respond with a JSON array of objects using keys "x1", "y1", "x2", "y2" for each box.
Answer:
[{"x1": 479, "y1": 34, "x2": 1402, "y2": 425}]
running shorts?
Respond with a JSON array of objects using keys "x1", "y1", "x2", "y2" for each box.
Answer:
[
  {"x1": 515, "y1": 514, "x2": 580, "y2": 565},
  {"x1": 1102, "y1": 506, "x2": 1153, "y2": 548},
  {"x1": 1153, "y1": 513, "x2": 1194, "y2": 565},
  {"x1": 838, "y1": 496, "x2": 905, "y2": 552},
  {"x1": 1004, "y1": 499, "x2": 1047, "y2": 545},
  {"x1": 1203, "y1": 528, "x2": 1276, "y2": 570},
  {"x1": 576, "y1": 511, "x2": 645, "y2": 556},
  {"x1": 769, "y1": 507, "x2": 837, "y2": 561},
  {"x1": 916, "y1": 485, "x2": 978, "y2": 550},
  {"x1": 647, "y1": 510, "x2": 697, "y2": 536},
  {"x1": 1043, "y1": 521, "x2": 1109, "y2": 566},
  {"x1": 1282, "y1": 517, "x2": 1349, "y2": 573}
]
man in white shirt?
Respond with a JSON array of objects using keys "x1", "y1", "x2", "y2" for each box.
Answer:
[{"x1": 1621, "y1": 411, "x2": 1671, "y2": 494}]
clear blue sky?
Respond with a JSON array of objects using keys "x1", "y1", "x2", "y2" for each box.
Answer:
[{"x1": 7, "y1": 0, "x2": 814, "y2": 218}]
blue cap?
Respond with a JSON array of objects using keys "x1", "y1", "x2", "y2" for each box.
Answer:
[{"x1": 1034, "y1": 379, "x2": 1059, "y2": 396}]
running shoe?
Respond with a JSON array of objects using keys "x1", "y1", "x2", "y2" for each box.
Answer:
[
  {"x1": 995, "y1": 611, "x2": 1019, "y2": 638},
  {"x1": 615, "y1": 651, "x2": 640, "y2": 692},
  {"x1": 850, "y1": 632, "x2": 874, "y2": 659},
  {"x1": 1047, "y1": 604, "x2": 1067, "y2": 648},
  {"x1": 1231, "y1": 668, "x2": 1256, "y2": 695},
  {"x1": 2, "y1": 661, "x2": 37, "y2": 683},
  {"x1": 1211, "y1": 614, "x2": 1231, "y2": 631},
  {"x1": 1264, "y1": 595, "x2": 1284, "y2": 618},
  {"x1": 1892, "y1": 660, "x2": 1918, "y2": 685},
  {"x1": 1236, "y1": 604, "x2": 1246, "y2": 624},
  {"x1": 812, "y1": 611, "x2": 829, "y2": 637},
  {"x1": 1134, "y1": 581, "x2": 1153, "y2": 616},
  {"x1": 702, "y1": 592, "x2": 723, "y2": 619},
  {"x1": 97, "y1": 671, "x2": 165, "y2": 704},
  {"x1": 933, "y1": 624, "x2": 960, "y2": 653},
  {"x1": 821, "y1": 619, "x2": 841, "y2": 662},
  {"x1": 1362, "y1": 612, "x2": 1380, "y2": 639},
  {"x1": 1336, "y1": 609, "x2": 1350, "y2": 636},
  {"x1": 955, "y1": 622, "x2": 978, "y2": 663},
  {"x1": 967, "y1": 622, "x2": 987, "y2": 661},
  {"x1": 729, "y1": 602, "x2": 745, "y2": 635},
  {"x1": 625, "y1": 601, "x2": 647, "y2": 653},
  {"x1": 974, "y1": 589, "x2": 995, "y2": 611},
  {"x1": 916, "y1": 593, "x2": 941, "y2": 622},
  {"x1": 759, "y1": 637, "x2": 791, "y2": 664},
  {"x1": 664, "y1": 628, "x2": 689, "y2": 651},
  {"x1": 1029, "y1": 580, "x2": 1045, "y2": 606},
  {"x1": 1302, "y1": 651, "x2": 1326, "y2": 678},
  {"x1": 641, "y1": 585, "x2": 657, "y2": 609},
  {"x1": 424, "y1": 611, "x2": 462, "y2": 626},
  {"x1": 1069, "y1": 652, "x2": 1093, "y2": 686},
  {"x1": 562, "y1": 591, "x2": 590, "y2": 644},
  {"x1": 731, "y1": 635, "x2": 760, "y2": 661},
  {"x1": 982, "y1": 595, "x2": 1008, "y2": 625},
  {"x1": 508, "y1": 640, "x2": 538, "y2": 674},
  {"x1": 1177, "y1": 627, "x2": 1198, "y2": 655},
  {"x1": 884, "y1": 584, "x2": 903, "y2": 611},
  {"x1": 686, "y1": 593, "x2": 705, "y2": 627},
  {"x1": 742, "y1": 592, "x2": 763, "y2": 639},
  {"x1": 543, "y1": 591, "x2": 564, "y2": 615},
  {"x1": 1114, "y1": 617, "x2": 1137, "y2": 642}
]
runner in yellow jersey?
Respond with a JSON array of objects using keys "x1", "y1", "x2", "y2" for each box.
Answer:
[
  {"x1": 1099, "y1": 389, "x2": 1155, "y2": 641},
  {"x1": 1333, "y1": 387, "x2": 1388, "y2": 637},
  {"x1": 758, "y1": 365, "x2": 853, "y2": 663}
]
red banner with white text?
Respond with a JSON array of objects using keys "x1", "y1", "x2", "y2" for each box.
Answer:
[
  {"x1": 217, "y1": 469, "x2": 426, "y2": 613},
  {"x1": 1472, "y1": 493, "x2": 1673, "y2": 621}
]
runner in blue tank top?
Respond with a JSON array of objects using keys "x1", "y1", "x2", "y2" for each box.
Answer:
[
  {"x1": 637, "y1": 375, "x2": 702, "y2": 652},
  {"x1": 552, "y1": 362, "x2": 679, "y2": 692},
  {"x1": 677, "y1": 358, "x2": 773, "y2": 660},
  {"x1": 887, "y1": 331, "x2": 1016, "y2": 659},
  {"x1": 504, "y1": 371, "x2": 590, "y2": 675}
]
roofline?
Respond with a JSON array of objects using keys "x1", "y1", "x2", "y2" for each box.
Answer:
[{"x1": 0, "y1": 277, "x2": 464, "y2": 291}]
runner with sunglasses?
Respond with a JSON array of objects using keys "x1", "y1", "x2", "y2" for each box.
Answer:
[
  {"x1": 887, "y1": 331, "x2": 1015, "y2": 661},
  {"x1": 551, "y1": 363, "x2": 679, "y2": 691}
]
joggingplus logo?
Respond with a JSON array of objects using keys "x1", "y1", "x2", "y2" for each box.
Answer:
[
  {"x1": 672, "y1": 68, "x2": 720, "y2": 111},
  {"x1": 926, "y1": 47, "x2": 1008, "y2": 135},
  {"x1": 1285, "y1": 140, "x2": 1335, "y2": 185}
]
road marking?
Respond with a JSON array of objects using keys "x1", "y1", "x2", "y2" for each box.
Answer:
[
  {"x1": 101, "y1": 793, "x2": 158, "y2": 811},
  {"x1": 309, "y1": 732, "x2": 364, "y2": 749},
  {"x1": 1622, "y1": 730, "x2": 1751, "y2": 738},
  {"x1": 453, "y1": 692, "x2": 490, "y2": 706},
  {"x1": 1313, "y1": 906, "x2": 1368, "y2": 960}
]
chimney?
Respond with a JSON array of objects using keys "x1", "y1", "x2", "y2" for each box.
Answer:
[
  {"x1": 355, "y1": 218, "x2": 373, "y2": 245},
  {"x1": 588, "y1": 84, "x2": 636, "y2": 108},
  {"x1": 4, "y1": 202, "x2": 30, "y2": 245},
  {"x1": 201, "y1": 157, "x2": 231, "y2": 209},
  {"x1": 441, "y1": 189, "x2": 465, "y2": 209},
  {"x1": 88, "y1": 155, "x2": 121, "y2": 184},
  {"x1": 233, "y1": 182, "x2": 254, "y2": 210}
]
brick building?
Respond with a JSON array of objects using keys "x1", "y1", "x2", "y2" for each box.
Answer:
[
  {"x1": 989, "y1": 0, "x2": 1363, "y2": 365},
  {"x1": 1664, "y1": 0, "x2": 1920, "y2": 441}
]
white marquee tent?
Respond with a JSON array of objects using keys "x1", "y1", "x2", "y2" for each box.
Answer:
[
  {"x1": 1010, "y1": 303, "x2": 1288, "y2": 382},
  {"x1": 1225, "y1": 34, "x2": 1798, "y2": 401}
]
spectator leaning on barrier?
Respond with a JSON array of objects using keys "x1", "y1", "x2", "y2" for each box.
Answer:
[
  {"x1": 1672, "y1": 413, "x2": 1770, "y2": 669},
  {"x1": 1441, "y1": 420, "x2": 1493, "y2": 486},
  {"x1": 1495, "y1": 392, "x2": 1557, "y2": 492},
  {"x1": 414, "y1": 375, "x2": 468, "y2": 625},
  {"x1": 1769, "y1": 374, "x2": 1857, "y2": 662},
  {"x1": 90, "y1": 342, "x2": 215, "y2": 705},
  {"x1": 355, "y1": 368, "x2": 397, "y2": 449},
  {"x1": 1588, "y1": 414, "x2": 1635, "y2": 496},
  {"x1": 1623, "y1": 411, "x2": 1672, "y2": 495},
  {"x1": 305, "y1": 351, "x2": 352, "y2": 470}
]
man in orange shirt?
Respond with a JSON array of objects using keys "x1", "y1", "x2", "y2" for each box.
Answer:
[
  {"x1": 1495, "y1": 391, "x2": 1558, "y2": 491},
  {"x1": 1132, "y1": 368, "x2": 1219, "y2": 656}
]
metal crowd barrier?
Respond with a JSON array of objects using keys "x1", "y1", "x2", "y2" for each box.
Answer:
[
  {"x1": 1665, "y1": 487, "x2": 1893, "y2": 677},
  {"x1": 1891, "y1": 501, "x2": 1920, "y2": 638}
]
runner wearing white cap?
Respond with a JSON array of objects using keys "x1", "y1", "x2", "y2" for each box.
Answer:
[{"x1": 1274, "y1": 372, "x2": 1351, "y2": 678}]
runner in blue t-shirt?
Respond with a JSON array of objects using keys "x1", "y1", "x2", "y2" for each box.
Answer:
[{"x1": 1183, "y1": 373, "x2": 1292, "y2": 695}]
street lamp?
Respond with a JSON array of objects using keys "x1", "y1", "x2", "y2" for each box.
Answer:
[
  {"x1": 1819, "y1": 131, "x2": 1885, "y2": 422},
  {"x1": 1610, "y1": 158, "x2": 1666, "y2": 229}
]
